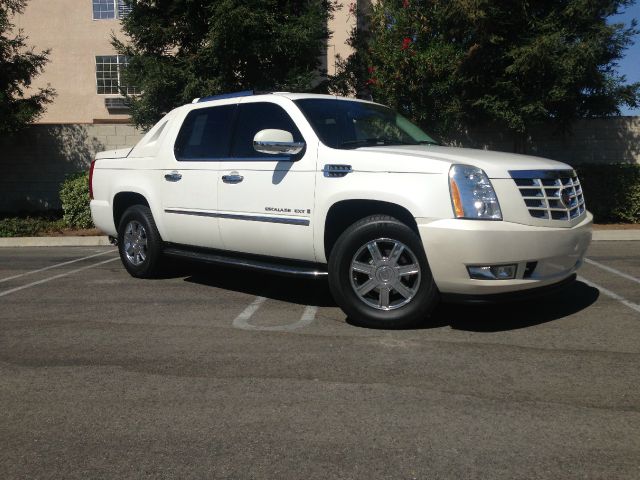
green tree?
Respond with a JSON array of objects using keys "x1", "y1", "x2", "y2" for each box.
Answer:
[
  {"x1": 0, "y1": 0, "x2": 54, "y2": 136},
  {"x1": 114, "y1": 0, "x2": 336, "y2": 129},
  {"x1": 332, "y1": 0, "x2": 640, "y2": 148}
]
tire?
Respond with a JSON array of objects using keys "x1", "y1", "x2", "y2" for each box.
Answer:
[
  {"x1": 328, "y1": 215, "x2": 439, "y2": 329},
  {"x1": 117, "y1": 205, "x2": 164, "y2": 278}
]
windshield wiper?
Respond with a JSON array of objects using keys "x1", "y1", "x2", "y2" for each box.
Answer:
[
  {"x1": 340, "y1": 138, "x2": 413, "y2": 149},
  {"x1": 340, "y1": 138, "x2": 381, "y2": 149}
]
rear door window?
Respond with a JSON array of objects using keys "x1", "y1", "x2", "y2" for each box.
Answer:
[{"x1": 174, "y1": 104, "x2": 236, "y2": 160}]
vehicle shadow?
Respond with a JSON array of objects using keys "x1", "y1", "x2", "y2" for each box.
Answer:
[
  {"x1": 178, "y1": 262, "x2": 336, "y2": 307},
  {"x1": 174, "y1": 261, "x2": 600, "y2": 332},
  {"x1": 436, "y1": 281, "x2": 600, "y2": 332}
]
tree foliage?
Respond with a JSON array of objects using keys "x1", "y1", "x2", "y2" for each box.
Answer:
[
  {"x1": 332, "y1": 0, "x2": 640, "y2": 144},
  {"x1": 114, "y1": 0, "x2": 336, "y2": 129},
  {"x1": 0, "y1": 0, "x2": 54, "y2": 136}
]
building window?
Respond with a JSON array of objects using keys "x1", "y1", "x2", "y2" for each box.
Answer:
[
  {"x1": 93, "y1": 0, "x2": 132, "y2": 20},
  {"x1": 96, "y1": 55, "x2": 138, "y2": 95}
]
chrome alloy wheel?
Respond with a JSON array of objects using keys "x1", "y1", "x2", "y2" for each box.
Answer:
[
  {"x1": 123, "y1": 220, "x2": 148, "y2": 266},
  {"x1": 349, "y1": 238, "x2": 422, "y2": 311}
]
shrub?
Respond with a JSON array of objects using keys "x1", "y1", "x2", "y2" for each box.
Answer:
[
  {"x1": 576, "y1": 164, "x2": 640, "y2": 224},
  {"x1": 0, "y1": 216, "x2": 65, "y2": 237},
  {"x1": 59, "y1": 171, "x2": 94, "y2": 229}
]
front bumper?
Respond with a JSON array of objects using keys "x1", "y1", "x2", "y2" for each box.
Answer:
[{"x1": 418, "y1": 213, "x2": 593, "y2": 296}]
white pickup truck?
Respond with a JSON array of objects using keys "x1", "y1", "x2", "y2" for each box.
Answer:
[{"x1": 90, "y1": 91, "x2": 592, "y2": 328}]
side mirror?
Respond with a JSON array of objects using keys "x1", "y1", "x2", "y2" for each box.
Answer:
[{"x1": 253, "y1": 129, "x2": 305, "y2": 155}]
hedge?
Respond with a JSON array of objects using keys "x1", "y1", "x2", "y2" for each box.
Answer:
[
  {"x1": 59, "y1": 171, "x2": 94, "y2": 229},
  {"x1": 575, "y1": 164, "x2": 640, "y2": 224},
  {"x1": 0, "y1": 216, "x2": 65, "y2": 237}
]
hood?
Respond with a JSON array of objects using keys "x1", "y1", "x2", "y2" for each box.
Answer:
[{"x1": 354, "y1": 145, "x2": 572, "y2": 178}]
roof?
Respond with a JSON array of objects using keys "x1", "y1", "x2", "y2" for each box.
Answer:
[{"x1": 190, "y1": 91, "x2": 379, "y2": 106}]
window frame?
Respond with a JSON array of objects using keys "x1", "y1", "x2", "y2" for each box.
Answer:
[
  {"x1": 95, "y1": 55, "x2": 138, "y2": 95},
  {"x1": 173, "y1": 101, "x2": 307, "y2": 163},
  {"x1": 92, "y1": 0, "x2": 132, "y2": 20}
]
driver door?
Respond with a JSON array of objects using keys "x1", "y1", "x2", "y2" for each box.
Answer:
[{"x1": 217, "y1": 100, "x2": 316, "y2": 262}]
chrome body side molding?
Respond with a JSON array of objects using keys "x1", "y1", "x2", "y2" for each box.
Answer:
[{"x1": 164, "y1": 209, "x2": 310, "y2": 226}]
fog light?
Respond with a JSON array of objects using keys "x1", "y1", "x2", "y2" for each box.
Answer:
[{"x1": 468, "y1": 264, "x2": 517, "y2": 280}]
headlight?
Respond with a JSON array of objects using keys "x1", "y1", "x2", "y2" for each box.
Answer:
[{"x1": 449, "y1": 164, "x2": 502, "y2": 220}]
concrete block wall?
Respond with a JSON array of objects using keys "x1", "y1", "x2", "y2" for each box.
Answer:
[
  {"x1": 0, "y1": 117, "x2": 638, "y2": 214},
  {"x1": 447, "y1": 116, "x2": 640, "y2": 165},
  {"x1": 0, "y1": 124, "x2": 144, "y2": 212}
]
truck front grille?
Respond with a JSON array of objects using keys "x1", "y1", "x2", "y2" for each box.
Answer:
[{"x1": 510, "y1": 170, "x2": 586, "y2": 221}]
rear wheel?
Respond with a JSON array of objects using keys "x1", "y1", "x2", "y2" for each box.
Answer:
[
  {"x1": 117, "y1": 205, "x2": 163, "y2": 278},
  {"x1": 328, "y1": 215, "x2": 439, "y2": 328}
]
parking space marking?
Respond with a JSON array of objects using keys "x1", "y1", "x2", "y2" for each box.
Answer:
[
  {"x1": 0, "y1": 257, "x2": 119, "y2": 298},
  {"x1": 0, "y1": 250, "x2": 115, "y2": 284},
  {"x1": 232, "y1": 297, "x2": 318, "y2": 332},
  {"x1": 232, "y1": 296, "x2": 267, "y2": 329},
  {"x1": 585, "y1": 258, "x2": 640, "y2": 286},
  {"x1": 578, "y1": 276, "x2": 640, "y2": 314}
]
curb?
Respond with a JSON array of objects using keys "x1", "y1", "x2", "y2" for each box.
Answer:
[
  {"x1": 592, "y1": 230, "x2": 640, "y2": 241},
  {"x1": 0, "y1": 230, "x2": 638, "y2": 247},
  {"x1": 0, "y1": 236, "x2": 113, "y2": 247}
]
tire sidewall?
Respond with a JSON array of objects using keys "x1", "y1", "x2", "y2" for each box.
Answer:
[
  {"x1": 117, "y1": 205, "x2": 162, "y2": 278},
  {"x1": 329, "y1": 217, "x2": 438, "y2": 328}
]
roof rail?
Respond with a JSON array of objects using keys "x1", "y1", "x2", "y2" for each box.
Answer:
[{"x1": 193, "y1": 90, "x2": 254, "y2": 103}]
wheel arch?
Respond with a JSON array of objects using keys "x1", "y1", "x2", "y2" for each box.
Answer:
[
  {"x1": 113, "y1": 191, "x2": 150, "y2": 231},
  {"x1": 323, "y1": 199, "x2": 419, "y2": 261}
]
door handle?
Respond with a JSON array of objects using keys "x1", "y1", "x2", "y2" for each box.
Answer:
[
  {"x1": 222, "y1": 174, "x2": 244, "y2": 184},
  {"x1": 164, "y1": 171, "x2": 182, "y2": 182}
]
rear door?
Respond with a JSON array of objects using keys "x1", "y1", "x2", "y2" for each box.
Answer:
[{"x1": 159, "y1": 104, "x2": 235, "y2": 248}]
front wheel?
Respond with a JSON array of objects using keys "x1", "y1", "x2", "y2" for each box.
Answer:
[
  {"x1": 117, "y1": 205, "x2": 163, "y2": 278},
  {"x1": 328, "y1": 215, "x2": 439, "y2": 328}
]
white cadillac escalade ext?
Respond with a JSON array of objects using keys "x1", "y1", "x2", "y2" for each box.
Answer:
[{"x1": 90, "y1": 91, "x2": 592, "y2": 328}]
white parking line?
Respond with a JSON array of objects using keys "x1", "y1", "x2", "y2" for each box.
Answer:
[
  {"x1": 0, "y1": 250, "x2": 115, "y2": 284},
  {"x1": 0, "y1": 257, "x2": 119, "y2": 298},
  {"x1": 578, "y1": 276, "x2": 640, "y2": 314},
  {"x1": 585, "y1": 258, "x2": 640, "y2": 286},
  {"x1": 232, "y1": 296, "x2": 267, "y2": 329},
  {"x1": 232, "y1": 297, "x2": 318, "y2": 331}
]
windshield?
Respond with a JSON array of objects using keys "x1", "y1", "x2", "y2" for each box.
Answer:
[{"x1": 294, "y1": 98, "x2": 438, "y2": 150}]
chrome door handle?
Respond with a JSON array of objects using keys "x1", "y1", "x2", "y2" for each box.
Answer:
[
  {"x1": 222, "y1": 174, "x2": 244, "y2": 184},
  {"x1": 164, "y1": 171, "x2": 182, "y2": 182}
]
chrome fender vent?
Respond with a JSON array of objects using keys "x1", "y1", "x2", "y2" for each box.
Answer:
[{"x1": 323, "y1": 164, "x2": 352, "y2": 178}]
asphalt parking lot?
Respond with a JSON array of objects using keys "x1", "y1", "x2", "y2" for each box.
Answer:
[{"x1": 1, "y1": 242, "x2": 639, "y2": 479}]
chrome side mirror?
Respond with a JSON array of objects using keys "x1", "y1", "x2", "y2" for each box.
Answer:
[{"x1": 253, "y1": 129, "x2": 305, "y2": 155}]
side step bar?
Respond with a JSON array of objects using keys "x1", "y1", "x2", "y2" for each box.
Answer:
[{"x1": 163, "y1": 246, "x2": 328, "y2": 279}]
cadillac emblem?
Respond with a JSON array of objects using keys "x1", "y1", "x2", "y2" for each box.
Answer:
[{"x1": 559, "y1": 188, "x2": 572, "y2": 209}]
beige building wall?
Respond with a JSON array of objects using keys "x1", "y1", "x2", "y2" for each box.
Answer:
[
  {"x1": 327, "y1": 2, "x2": 357, "y2": 76},
  {"x1": 14, "y1": 0, "x2": 130, "y2": 124}
]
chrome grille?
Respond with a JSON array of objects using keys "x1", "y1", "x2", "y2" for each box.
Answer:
[{"x1": 510, "y1": 169, "x2": 586, "y2": 221}]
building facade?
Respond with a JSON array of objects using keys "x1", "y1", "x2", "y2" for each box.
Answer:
[{"x1": 13, "y1": 0, "x2": 357, "y2": 125}]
